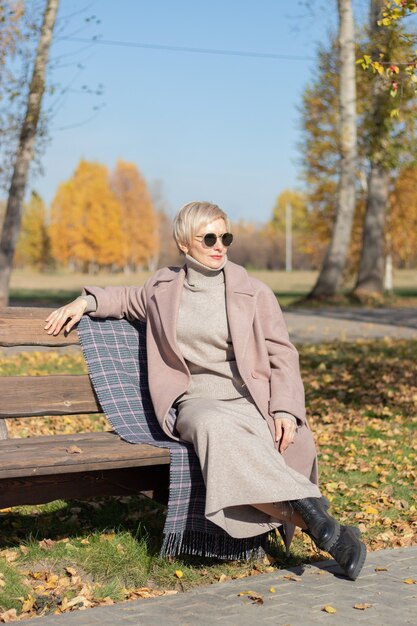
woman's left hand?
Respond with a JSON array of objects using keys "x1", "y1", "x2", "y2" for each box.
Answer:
[{"x1": 274, "y1": 417, "x2": 297, "y2": 453}]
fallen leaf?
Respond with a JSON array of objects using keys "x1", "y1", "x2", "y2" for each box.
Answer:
[
  {"x1": 364, "y1": 506, "x2": 378, "y2": 515},
  {"x1": 375, "y1": 567, "x2": 388, "y2": 572},
  {"x1": 175, "y1": 570, "x2": 183, "y2": 579},
  {"x1": 269, "y1": 586, "x2": 276, "y2": 593},
  {"x1": 0, "y1": 549, "x2": 17, "y2": 563},
  {"x1": 403, "y1": 578, "x2": 416, "y2": 584},
  {"x1": 38, "y1": 538, "x2": 55, "y2": 550},
  {"x1": 322, "y1": 605, "x2": 337, "y2": 613},
  {"x1": 21, "y1": 594, "x2": 36, "y2": 613},
  {"x1": 283, "y1": 574, "x2": 301, "y2": 582},
  {"x1": 65, "y1": 595, "x2": 92, "y2": 609},
  {"x1": 0, "y1": 608, "x2": 17, "y2": 623},
  {"x1": 66, "y1": 445, "x2": 82, "y2": 454},
  {"x1": 65, "y1": 567, "x2": 77, "y2": 577},
  {"x1": 218, "y1": 574, "x2": 228, "y2": 583},
  {"x1": 353, "y1": 603, "x2": 372, "y2": 610},
  {"x1": 238, "y1": 591, "x2": 264, "y2": 605}
]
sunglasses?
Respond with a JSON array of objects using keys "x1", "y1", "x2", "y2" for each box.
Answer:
[{"x1": 195, "y1": 232, "x2": 234, "y2": 247}]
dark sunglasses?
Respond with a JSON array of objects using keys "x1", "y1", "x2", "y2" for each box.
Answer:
[{"x1": 195, "y1": 232, "x2": 234, "y2": 247}]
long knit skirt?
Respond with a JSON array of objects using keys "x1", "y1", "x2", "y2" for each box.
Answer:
[{"x1": 175, "y1": 397, "x2": 321, "y2": 539}]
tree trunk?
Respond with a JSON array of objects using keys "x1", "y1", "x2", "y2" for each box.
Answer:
[
  {"x1": 354, "y1": 164, "x2": 389, "y2": 296},
  {"x1": 0, "y1": 0, "x2": 59, "y2": 307},
  {"x1": 353, "y1": 0, "x2": 388, "y2": 300},
  {"x1": 308, "y1": 0, "x2": 357, "y2": 299}
]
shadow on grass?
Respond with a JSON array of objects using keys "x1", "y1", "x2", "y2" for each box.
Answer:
[
  {"x1": 0, "y1": 496, "x2": 166, "y2": 555},
  {"x1": 1, "y1": 493, "x2": 319, "y2": 570}
]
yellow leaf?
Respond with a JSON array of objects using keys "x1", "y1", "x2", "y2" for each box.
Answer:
[
  {"x1": 269, "y1": 586, "x2": 276, "y2": 593},
  {"x1": 218, "y1": 574, "x2": 228, "y2": 583},
  {"x1": 238, "y1": 590, "x2": 255, "y2": 596},
  {"x1": 21, "y1": 594, "x2": 35, "y2": 613},
  {"x1": 175, "y1": 570, "x2": 184, "y2": 579},
  {"x1": 364, "y1": 505, "x2": 378, "y2": 515},
  {"x1": 353, "y1": 603, "x2": 372, "y2": 610},
  {"x1": 322, "y1": 605, "x2": 337, "y2": 614},
  {"x1": 403, "y1": 578, "x2": 416, "y2": 584}
]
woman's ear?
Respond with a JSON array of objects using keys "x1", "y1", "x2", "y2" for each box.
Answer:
[{"x1": 178, "y1": 242, "x2": 188, "y2": 254}]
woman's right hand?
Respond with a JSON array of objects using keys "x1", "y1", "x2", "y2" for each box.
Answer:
[{"x1": 44, "y1": 296, "x2": 88, "y2": 336}]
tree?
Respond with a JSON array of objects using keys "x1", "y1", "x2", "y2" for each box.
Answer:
[
  {"x1": 357, "y1": 0, "x2": 417, "y2": 105},
  {"x1": 49, "y1": 160, "x2": 123, "y2": 272},
  {"x1": 308, "y1": 0, "x2": 358, "y2": 299},
  {"x1": 353, "y1": 0, "x2": 417, "y2": 298},
  {"x1": 388, "y1": 165, "x2": 417, "y2": 267},
  {"x1": 300, "y1": 9, "x2": 417, "y2": 292},
  {"x1": 0, "y1": 0, "x2": 59, "y2": 305},
  {"x1": 15, "y1": 191, "x2": 50, "y2": 268},
  {"x1": 110, "y1": 160, "x2": 159, "y2": 271}
]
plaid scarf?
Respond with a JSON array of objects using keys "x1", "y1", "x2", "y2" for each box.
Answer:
[{"x1": 77, "y1": 316, "x2": 269, "y2": 559}]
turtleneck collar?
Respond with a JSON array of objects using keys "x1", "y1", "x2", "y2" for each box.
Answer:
[{"x1": 184, "y1": 254, "x2": 227, "y2": 289}]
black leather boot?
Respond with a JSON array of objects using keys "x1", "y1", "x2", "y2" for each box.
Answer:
[
  {"x1": 291, "y1": 497, "x2": 366, "y2": 581},
  {"x1": 327, "y1": 525, "x2": 367, "y2": 581}
]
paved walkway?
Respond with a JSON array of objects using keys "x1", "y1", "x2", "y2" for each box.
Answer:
[
  {"x1": 23, "y1": 546, "x2": 416, "y2": 625},
  {"x1": 284, "y1": 307, "x2": 417, "y2": 343}
]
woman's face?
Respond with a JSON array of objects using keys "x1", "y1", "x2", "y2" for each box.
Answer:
[{"x1": 180, "y1": 217, "x2": 229, "y2": 269}]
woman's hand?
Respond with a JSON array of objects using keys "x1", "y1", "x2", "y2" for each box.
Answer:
[
  {"x1": 44, "y1": 296, "x2": 88, "y2": 336},
  {"x1": 274, "y1": 417, "x2": 297, "y2": 453}
]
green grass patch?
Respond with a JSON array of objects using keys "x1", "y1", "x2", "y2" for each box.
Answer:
[
  {"x1": 10, "y1": 289, "x2": 81, "y2": 308},
  {"x1": 0, "y1": 558, "x2": 31, "y2": 613}
]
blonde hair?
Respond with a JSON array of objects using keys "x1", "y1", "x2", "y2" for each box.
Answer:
[{"x1": 173, "y1": 201, "x2": 231, "y2": 253}]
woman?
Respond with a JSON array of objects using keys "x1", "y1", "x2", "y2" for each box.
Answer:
[{"x1": 45, "y1": 201, "x2": 366, "y2": 580}]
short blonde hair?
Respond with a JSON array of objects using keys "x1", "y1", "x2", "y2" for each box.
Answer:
[{"x1": 173, "y1": 201, "x2": 231, "y2": 253}]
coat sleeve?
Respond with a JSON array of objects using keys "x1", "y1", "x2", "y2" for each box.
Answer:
[
  {"x1": 259, "y1": 287, "x2": 306, "y2": 423},
  {"x1": 81, "y1": 285, "x2": 147, "y2": 322}
]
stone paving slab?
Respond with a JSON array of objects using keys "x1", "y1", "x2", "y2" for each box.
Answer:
[{"x1": 24, "y1": 546, "x2": 416, "y2": 626}]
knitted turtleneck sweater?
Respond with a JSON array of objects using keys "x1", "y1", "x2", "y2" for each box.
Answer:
[{"x1": 176, "y1": 255, "x2": 249, "y2": 403}]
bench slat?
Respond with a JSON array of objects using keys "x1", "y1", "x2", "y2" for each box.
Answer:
[
  {"x1": 0, "y1": 307, "x2": 79, "y2": 347},
  {"x1": 0, "y1": 375, "x2": 101, "y2": 417},
  {"x1": 0, "y1": 432, "x2": 170, "y2": 478},
  {"x1": 0, "y1": 466, "x2": 170, "y2": 508}
]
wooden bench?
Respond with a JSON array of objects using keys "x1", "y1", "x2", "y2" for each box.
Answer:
[{"x1": 0, "y1": 307, "x2": 170, "y2": 509}]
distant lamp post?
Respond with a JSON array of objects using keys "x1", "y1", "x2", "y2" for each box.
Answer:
[{"x1": 285, "y1": 202, "x2": 292, "y2": 272}]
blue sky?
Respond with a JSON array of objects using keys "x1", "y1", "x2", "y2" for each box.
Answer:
[{"x1": 33, "y1": 0, "x2": 365, "y2": 223}]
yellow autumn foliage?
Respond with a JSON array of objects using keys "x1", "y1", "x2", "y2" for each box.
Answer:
[{"x1": 111, "y1": 160, "x2": 159, "y2": 271}]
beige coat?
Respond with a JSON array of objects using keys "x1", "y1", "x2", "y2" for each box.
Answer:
[{"x1": 84, "y1": 261, "x2": 317, "y2": 481}]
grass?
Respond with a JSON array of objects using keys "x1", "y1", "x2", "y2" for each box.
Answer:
[
  {"x1": 9, "y1": 267, "x2": 417, "y2": 307},
  {"x1": 0, "y1": 339, "x2": 416, "y2": 619}
]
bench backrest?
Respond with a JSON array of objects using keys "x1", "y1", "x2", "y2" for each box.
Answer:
[{"x1": 0, "y1": 307, "x2": 100, "y2": 439}]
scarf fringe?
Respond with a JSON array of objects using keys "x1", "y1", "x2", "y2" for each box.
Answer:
[{"x1": 160, "y1": 530, "x2": 271, "y2": 560}]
